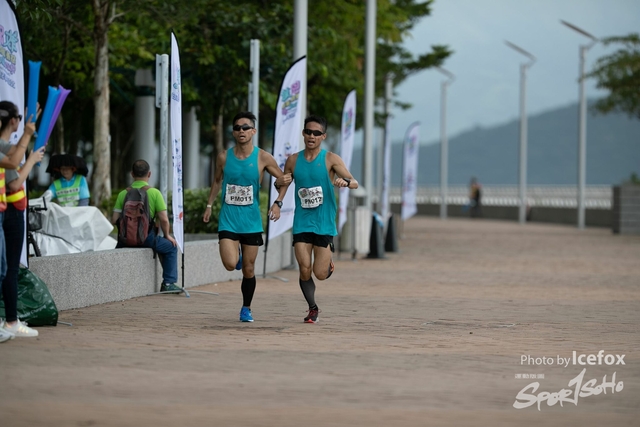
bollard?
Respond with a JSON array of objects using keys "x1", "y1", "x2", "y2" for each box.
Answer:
[
  {"x1": 385, "y1": 214, "x2": 398, "y2": 252},
  {"x1": 367, "y1": 213, "x2": 386, "y2": 259}
]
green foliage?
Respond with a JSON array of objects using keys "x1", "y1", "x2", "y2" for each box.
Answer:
[
  {"x1": 15, "y1": 0, "x2": 63, "y2": 21},
  {"x1": 18, "y1": 0, "x2": 451, "y2": 136},
  {"x1": 17, "y1": 0, "x2": 453, "y2": 194},
  {"x1": 588, "y1": 33, "x2": 640, "y2": 120},
  {"x1": 167, "y1": 187, "x2": 220, "y2": 234},
  {"x1": 99, "y1": 189, "x2": 121, "y2": 219},
  {"x1": 100, "y1": 187, "x2": 269, "y2": 233},
  {"x1": 291, "y1": 0, "x2": 452, "y2": 129},
  {"x1": 167, "y1": 188, "x2": 269, "y2": 234},
  {"x1": 626, "y1": 173, "x2": 640, "y2": 185},
  {"x1": 27, "y1": 188, "x2": 46, "y2": 200}
]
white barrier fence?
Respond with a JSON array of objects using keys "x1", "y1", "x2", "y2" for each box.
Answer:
[{"x1": 386, "y1": 185, "x2": 612, "y2": 209}]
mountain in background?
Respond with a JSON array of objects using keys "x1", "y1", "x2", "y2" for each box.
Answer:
[{"x1": 349, "y1": 101, "x2": 640, "y2": 186}]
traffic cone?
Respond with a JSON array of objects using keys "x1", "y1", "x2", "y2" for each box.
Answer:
[{"x1": 385, "y1": 214, "x2": 398, "y2": 252}]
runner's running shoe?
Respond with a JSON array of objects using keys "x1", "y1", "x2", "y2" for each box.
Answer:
[
  {"x1": 304, "y1": 307, "x2": 320, "y2": 324},
  {"x1": 239, "y1": 307, "x2": 254, "y2": 322}
]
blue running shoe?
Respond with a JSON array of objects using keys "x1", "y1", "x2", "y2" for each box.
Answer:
[
  {"x1": 235, "y1": 246, "x2": 243, "y2": 270},
  {"x1": 239, "y1": 306, "x2": 254, "y2": 322}
]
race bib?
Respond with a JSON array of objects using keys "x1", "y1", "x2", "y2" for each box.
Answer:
[
  {"x1": 298, "y1": 186, "x2": 323, "y2": 208},
  {"x1": 225, "y1": 184, "x2": 254, "y2": 206}
]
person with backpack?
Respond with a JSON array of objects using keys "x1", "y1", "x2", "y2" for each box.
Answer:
[{"x1": 111, "y1": 159, "x2": 179, "y2": 293}]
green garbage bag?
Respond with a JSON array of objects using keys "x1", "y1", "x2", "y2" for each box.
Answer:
[{"x1": 0, "y1": 267, "x2": 58, "y2": 326}]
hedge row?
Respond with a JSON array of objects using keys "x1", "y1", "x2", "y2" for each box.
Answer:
[{"x1": 99, "y1": 188, "x2": 270, "y2": 234}]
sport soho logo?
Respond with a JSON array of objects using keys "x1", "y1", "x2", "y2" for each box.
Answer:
[{"x1": 513, "y1": 350, "x2": 625, "y2": 411}]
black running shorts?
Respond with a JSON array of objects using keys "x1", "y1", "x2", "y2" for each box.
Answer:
[
  {"x1": 218, "y1": 231, "x2": 264, "y2": 246},
  {"x1": 292, "y1": 233, "x2": 334, "y2": 252}
]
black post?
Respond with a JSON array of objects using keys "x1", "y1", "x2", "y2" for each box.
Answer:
[
  {"x1": 385, "y1": 214, "x2": 398, "y2": 252},
  {"x1": 181, "y1": 252, "x2": 185, "y2": 288},
  {"x1": 367, "y1": 214, "x2": 385, "y2": 259}
]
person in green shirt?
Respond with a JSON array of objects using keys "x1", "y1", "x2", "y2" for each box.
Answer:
[{"x1": 111, "y1": 159, "x2": 179, "y2": 293}]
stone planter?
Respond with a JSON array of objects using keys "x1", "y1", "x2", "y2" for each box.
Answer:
[{"x1": 612, "y1": 184, "x2": 640, "y2": 235}]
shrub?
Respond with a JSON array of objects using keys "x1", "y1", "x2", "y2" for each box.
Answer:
[
  {"x1": 167, "y1": 188, "x2": 270, "y2": 233},
  {"x1": 626, "y1": 172, "x2": 640, "y2": 185},
  {"x1": 100, "y1": 190, "x2": 121, "y2": 218},
  {"x1": 79, "y1": 186, "x2": 271, "y2": 234}
]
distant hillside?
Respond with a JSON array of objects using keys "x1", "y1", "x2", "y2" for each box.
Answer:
[{"x1": 350, "y1": 101, "x2": 640, "y2": 186}]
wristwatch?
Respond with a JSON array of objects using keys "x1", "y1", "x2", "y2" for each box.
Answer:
[{"x1": 274, "y1": 200, "x2": 283, "y2": 208}]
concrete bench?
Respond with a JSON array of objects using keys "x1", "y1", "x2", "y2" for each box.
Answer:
[{"x1": 29, "y1": 232, "x2": 293, "y2": 311}]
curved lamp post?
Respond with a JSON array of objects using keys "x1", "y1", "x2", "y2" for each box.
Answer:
[
  {"x1": 436, "y1": 67, "x2": 455, "y2": 219},
  {"x1": 505, "y1": 41, "x2": 536, "y2": 225},
  {"x1": 561, "y1": 20, "x2": 598, "y2": 229}
]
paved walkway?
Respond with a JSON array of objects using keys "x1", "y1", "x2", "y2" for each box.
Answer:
[{"x1": 2, "y1": 217, "x2": 639, "y2": 426}]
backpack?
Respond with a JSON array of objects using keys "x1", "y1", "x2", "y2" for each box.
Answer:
[{"x1": 118, "y1": 186, "x2": 153, "y2": 247}]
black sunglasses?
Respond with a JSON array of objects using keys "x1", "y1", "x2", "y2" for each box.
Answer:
[
  {"x1": 303, "y1": 128, "x2": 325, "y2": 137},
  {"x1": 233, "y1": 124, "x2": 254, "y2": 132},
  {"x1": 16, "y1": 114, "x2": 22, "y2": 121}
]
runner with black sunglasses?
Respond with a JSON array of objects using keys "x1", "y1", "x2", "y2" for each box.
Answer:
[
  {"x1": 203, "y1": 111, "x2": 291, "y2": 322},
  {"x1": 281, "y1": 115, "x2": 358, "y2": 323}
]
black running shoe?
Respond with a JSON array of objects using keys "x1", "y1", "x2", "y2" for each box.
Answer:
[{"x1": 304, "y1": 307, "x2": 320, "y2": 323}]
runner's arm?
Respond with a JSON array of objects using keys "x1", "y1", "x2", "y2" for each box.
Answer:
[
  {"x1": 282, "y1": 154, "x2": 298, "y2": 190},
  {"x1": 203, "y1": 151, "x2": 226, "y2": 222},
  {"x1": 328, "y1": 152, "x2": 358, "y2": 189},
  {"x1": 262, "y1": 151, "x2": 291, "y2": 201}
]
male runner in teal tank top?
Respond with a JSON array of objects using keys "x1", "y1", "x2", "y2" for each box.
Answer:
[
  {"x1": 203, "y1": 112, "x2": 291, "y2": 322},
  {"x1": 282, "y1": 115, "x2": 358, "y2": 323}
]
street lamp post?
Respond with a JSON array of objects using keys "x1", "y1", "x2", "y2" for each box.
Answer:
[
  {"x1": 505, "y1": 41, "x2": 536, "y2": 225},
  {"x1": 561, "y1": 20, "x2": 598, "y2": 229},
  {"x1": 363, "y1": 0, "x2": 377, "y2": 213},
  {"x1": 249, "y1": 39, "x2": 260, "y2": 146},
  {"x1": 436, "y1": 67, "x2": 454, "y2": 219}
]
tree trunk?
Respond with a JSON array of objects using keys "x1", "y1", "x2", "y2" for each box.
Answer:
[
  {"x1": 53, "y1": 25, "x2": 71, "y2": 154},
  {"x1": 55, "y1": 115, "x2": 64, "y2": 154},
  {"x1": 90, "y1": 0, "x2": 111, "y2": 207},
  {"x1": 215, "y1": 107, "x2": 224, "y2": 156},
  {"x1": 68, "y1": 101, "x2": 85, "y2": 158}
]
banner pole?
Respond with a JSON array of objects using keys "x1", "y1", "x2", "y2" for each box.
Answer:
[
  {"x1": 262, "y1": 57, "x2": 308, "y2": 281},
  {"x1": 145, "y1": 33, "x2": 215, "y2": 298},
  {"x1": 262, "y1": 210, "x2": 270, "y2": 278}
]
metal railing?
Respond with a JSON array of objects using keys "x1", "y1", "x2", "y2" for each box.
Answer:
[{"x1": 385, "y1": 185, "x2": 612, "y2": 209}]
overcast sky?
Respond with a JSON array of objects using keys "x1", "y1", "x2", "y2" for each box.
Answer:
[{"x1": 384, "y1": 0, "x2": 640, "y2": 145}]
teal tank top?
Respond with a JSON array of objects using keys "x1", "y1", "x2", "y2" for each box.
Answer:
[
  {"x1": 292, "y1": 149, "x2": 337, "y2": 236},
  {"x1": 218, "y1": 147, "x2": 263, "y2": 233}
]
